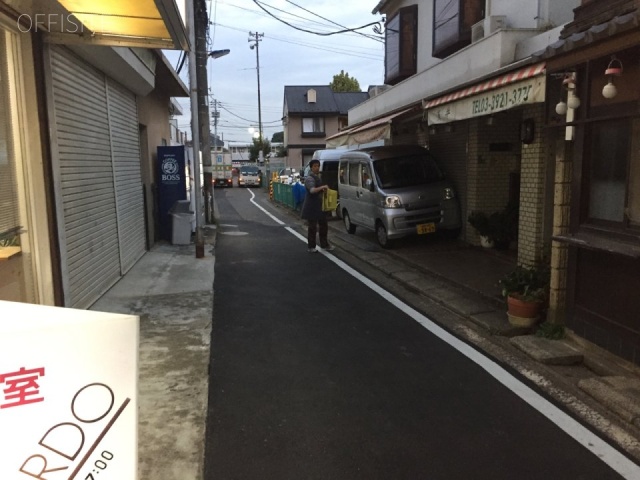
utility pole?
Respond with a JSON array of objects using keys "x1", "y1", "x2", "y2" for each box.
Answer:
[
  {"x1": 187, "y1": 0, "x2": 205, "y2": 257},
  {"x1": 195, "y1": 0, "x2": 212, "y2": 225},
  {"x1": 248, "y1": 32, "x2": 264, "y2": 164}
]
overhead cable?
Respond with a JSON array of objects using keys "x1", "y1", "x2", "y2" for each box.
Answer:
[{"x1": 252, "y1": 0, "x2": 383, "y2": 37}]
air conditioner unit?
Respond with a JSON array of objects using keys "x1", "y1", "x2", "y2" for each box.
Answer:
[
  {"x1": 485, "y1": 15, "x2": 506, "y2": 35},
  {"x1": 368, "y1": 85, "x2": 390, "y2": 98},
  {"x1": 471, "y1": 20, "x2": 484, "y2": 43}
]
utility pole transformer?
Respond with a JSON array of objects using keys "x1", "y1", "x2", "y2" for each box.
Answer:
[{"x1": 195, "y1": 0, "x2": 213, "y2": 224}]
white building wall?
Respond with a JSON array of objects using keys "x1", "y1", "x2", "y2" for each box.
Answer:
[
  {"x1": 350, "y1": 0, "x2": 580, "y2": 126},
  {"x1": 488, "y1": 0, "x2": 539, "y2": 29}
]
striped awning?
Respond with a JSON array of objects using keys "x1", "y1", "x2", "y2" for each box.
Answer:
[
  {"x1": 423, "y1": 63, "x2": 546, "y2": 109},
  {"x1": 325, "y1": 107, "x2": 415, "y2": 148}
]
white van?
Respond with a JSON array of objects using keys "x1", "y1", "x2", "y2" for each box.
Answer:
[
  {"x1": 238, "y1": 164, "x2": 261, "y2": 188},
  {"x1": 301, "y1": 149, "x2": 343, "y2": 191},
  {"x1": 338, "y1": 145, "x2": 461, "y2": 248}
]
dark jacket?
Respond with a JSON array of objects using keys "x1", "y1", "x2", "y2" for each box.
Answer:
[{"x1": 300, "y1": 172, "x2": 325, "y2": 221}]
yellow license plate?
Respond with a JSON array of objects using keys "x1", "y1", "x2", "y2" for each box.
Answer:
[{"x1": 416, "y1": 223, "x2": 436, "y2": 234}]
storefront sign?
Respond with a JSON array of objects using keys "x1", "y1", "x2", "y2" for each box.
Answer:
[
  {"x1": 427, "y1": 76, "x2": 545, "y2": 125},
  {"x1": 157, "y1": 145, "x2": 187, "y2": 242},
  {"x1": 0, "y1": 300, "x2": 138, "y2": 479}
]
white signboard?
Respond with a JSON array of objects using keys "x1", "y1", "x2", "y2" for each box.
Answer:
[
  {"x1": 427, "y1": 76, "x2": 545, "y2": 125},
  {"x1": 0, "y1": 300, "x2": 138, "y2": 479}
]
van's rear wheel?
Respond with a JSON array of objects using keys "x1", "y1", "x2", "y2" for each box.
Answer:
[
  {"x1": 343, "y1": 210, "x2": 356, "y2": 234},
  {"x1": 376, "y1": 222, "x2": 393, "y2": 249}
]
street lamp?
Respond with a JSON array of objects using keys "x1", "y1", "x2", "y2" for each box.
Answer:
[
  {"x1": 208, "y1": 48, "x2": 230, "y2": 157},
  {"x1": 209, "y1": 49, "x2": 230, "y2": 59}
]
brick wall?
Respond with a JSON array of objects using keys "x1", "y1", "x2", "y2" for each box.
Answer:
[
  {"x1": 548, "y1": 136, "x2": 573, "y2": 324},
  {"x1": 518, "y1": 104, "x2": 547, "y2": 267},
  {"x1": 465, "y1": 112, "x2": 520, "y2": 245}
]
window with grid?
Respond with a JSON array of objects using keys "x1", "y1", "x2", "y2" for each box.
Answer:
[
  {"x1": 578, "y1": 48, "x2": 640, "y2": 234},
  {"x1": 433, "y1": 0, "x2": 484, "y2": 59},
  {"x1": 302, "y1": 117, "x2": 325, "y2": 135},
  {"x1": 385, "y1": 5, "x2": 417, "y2": 85}
]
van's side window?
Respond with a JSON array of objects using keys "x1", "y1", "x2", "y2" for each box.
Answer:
[
  {"x1": 362, "y1": 164, "x2": 372, "y2": 189},
  {"x1": 348, "y1": 162, "x2": 360, "y2": 186},
  {"x1": 339, "y1": 162, "x2": 348, "y2": 184}
]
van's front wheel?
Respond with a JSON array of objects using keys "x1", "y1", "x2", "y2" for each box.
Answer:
[
  {"x1": 376, "y1": 222, "x2": 393, "y2": 249},
  {"x1": 343, "y1": 210, "x2": 356, "y2": 234}
]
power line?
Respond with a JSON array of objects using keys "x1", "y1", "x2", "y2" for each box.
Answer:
[
  {"x1": 219, "y1": 0, "x2": 370, "y2": 37},
  {"x1": 283, "y1": 0, "x2": 383, "y2": 43},
  {"x1": 251, "y1": 0, "x2": 383, "y2": 38},
  {"x1": 219, "y1": 104, "x2": 259, "y2": 124},
  {"x1": 214, "y1": 23, "x2": 383, "y2": 61}
]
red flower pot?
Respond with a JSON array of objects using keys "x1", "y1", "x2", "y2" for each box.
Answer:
[{"x1": 507, "y1": 295, "x2": 543, "y2": 319}]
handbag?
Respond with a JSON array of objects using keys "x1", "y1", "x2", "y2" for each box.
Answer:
[{"x1": 322, "y1": 188, "x2": 338, "y2": 212}]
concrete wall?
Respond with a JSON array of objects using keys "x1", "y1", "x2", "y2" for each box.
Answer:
[
  {"x1": 138, "y1": 90, "x2": 173, "y2": 246},
  {"x1": 349, "y1": 0, "x2": 578, "y2": 126}
]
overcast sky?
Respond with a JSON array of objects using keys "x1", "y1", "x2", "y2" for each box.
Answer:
[{"x1": 164, "y1": 0, "x2": 385, "y2": 145}]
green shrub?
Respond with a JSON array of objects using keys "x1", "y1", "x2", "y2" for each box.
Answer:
[
  {"x1": 499, "y1": 264, "x2": 550, "y2": 301},
  {"x1": 536, "y1": 321, "x2": 565, "y2": 340}
]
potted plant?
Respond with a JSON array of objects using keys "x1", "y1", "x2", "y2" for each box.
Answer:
[
  {"x1": 467, "y1": 211, "x2": 494, "y2": 248},
  {"x1": 499, "y1": 264, "x2": 550, "y2": 327}
]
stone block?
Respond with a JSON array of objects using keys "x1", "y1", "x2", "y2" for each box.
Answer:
[{"x1": 510, "y1": 335, "x2": 583, "y2": 365}]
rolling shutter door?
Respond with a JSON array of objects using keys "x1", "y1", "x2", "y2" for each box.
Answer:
[
  {"x1": 107, "y1": 79, "x2": 145, "y2": 273},
  {"x1": 48, "y1": 46, "x2": 145, "y2": 308}
]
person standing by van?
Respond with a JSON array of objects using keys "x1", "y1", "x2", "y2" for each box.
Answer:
[{"x1": 301, "y1": 159, "x2": 334, "y2": 253}]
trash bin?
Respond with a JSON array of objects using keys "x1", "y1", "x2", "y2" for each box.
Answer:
[{"x1": 169, "y1": 200, "x2": 194, "y2": 245}]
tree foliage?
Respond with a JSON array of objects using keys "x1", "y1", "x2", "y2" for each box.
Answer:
[
  {"x1": 271, "y1": 131, "x2": 284, "y2": 143},
  {"x1": 330, "y1": 70, "x2": 361, "y2": 92},
  {"x1": 275, "y1": 145, "x2": 287, "y2": 157},
  {"x1": 249, "y1": 137, "x2": 271, "y2": 162}
]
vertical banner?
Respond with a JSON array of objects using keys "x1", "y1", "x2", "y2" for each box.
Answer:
[
  {"x1": 0, "y1": 300, "x2": 139, "y2": 479},
  {"x1": 157, "y1": 145, "x2": 187, "y2": 242}
]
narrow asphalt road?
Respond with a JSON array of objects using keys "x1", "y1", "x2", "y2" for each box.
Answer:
[{"x1": 203, "y1": 186, "x2": 630, "y2": 480}]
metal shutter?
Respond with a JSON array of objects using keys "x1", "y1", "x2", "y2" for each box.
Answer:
[
  {"x1": 48, "y1": 46, "x2": 145, "y2": 308},
  {"x1": 0, "y1": 31, "x2": 20, "y2": 241},
  {"x1": 107, "y1": 79, "x2": 145, "y2": 273}
]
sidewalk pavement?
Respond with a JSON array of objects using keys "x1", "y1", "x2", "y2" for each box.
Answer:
[
  {"x1": 91, "y1": 227, "x2": 216, "y2": 480},
  {"x1": 89, "y1": 192, "x2": 640, "y2": 478}
]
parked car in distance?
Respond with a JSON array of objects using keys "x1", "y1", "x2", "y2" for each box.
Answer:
[
  {"x1": 238, "y1": 165, "x2": 261, "y2": 187},
  {"x1": 278, "y1": 167, "x2": 299, "y2": 184},
  {"x1": 338, "y1": 145, "x2": 461, "y2": 248}
]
